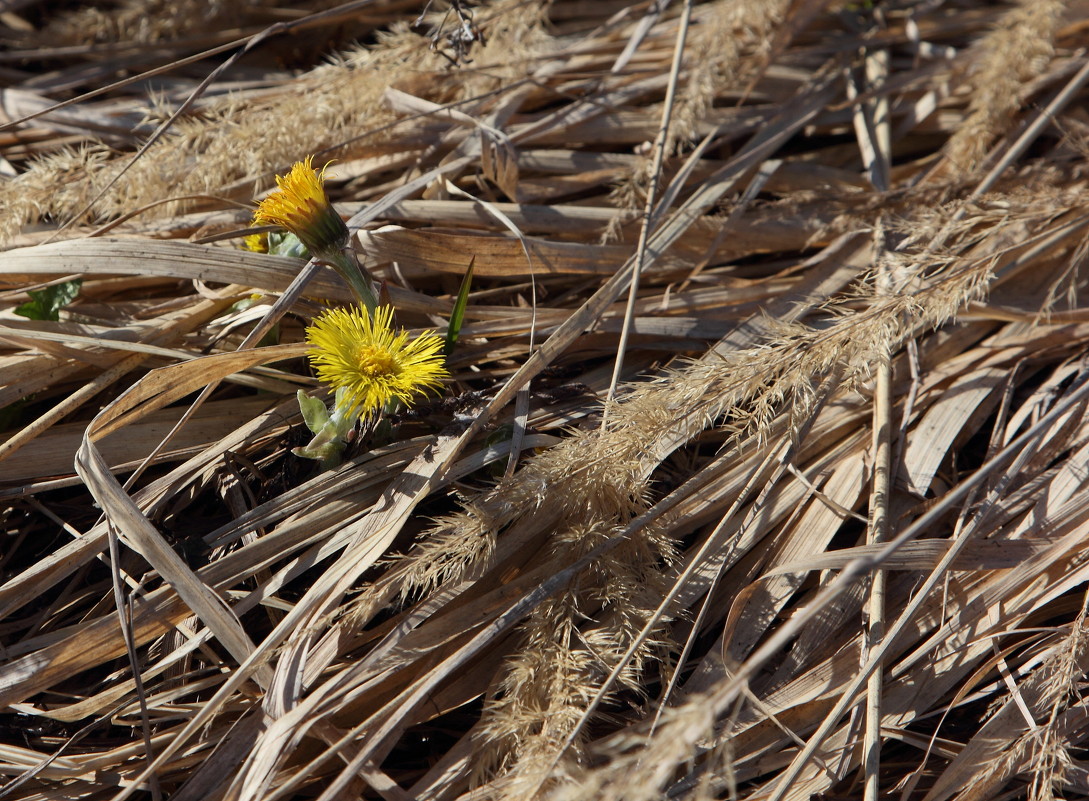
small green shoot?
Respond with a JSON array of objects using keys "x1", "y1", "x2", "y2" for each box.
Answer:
[
  {"x1": 293, "y1": 387, "x2": 357, "y2": 468},
  {"x1": 445, "y1": 256, "x2": 474, "y2": 355}
]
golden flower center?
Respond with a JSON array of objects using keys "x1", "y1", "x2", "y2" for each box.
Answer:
[{"x1": 357, "y1": 345, "x2": 398, "y2": 377}]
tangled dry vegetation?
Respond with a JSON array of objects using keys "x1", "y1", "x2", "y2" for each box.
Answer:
[{"x1": 4, "y1": 0, "x2": 1089, "y2": 799}]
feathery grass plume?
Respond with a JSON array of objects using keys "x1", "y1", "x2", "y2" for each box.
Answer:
[
  {"x1": 386, "y1": 508, "x2": 499, "y2": 607},
  {"x1": 602, "y1": 166, "x2": 647, "y2": 244},
  {"x1": 0, "y1": 0, "x2": 550, "y2": 243},
  {"x1": 545, "y1": 687, "x2": 719, "y2": 801},
  {"x1": 1028, "y1": 726, "x2": 1075, "y2": 801},
  {"x1": 959, "y1": 614, "x2": 1086, "y2": 801},
  {"x1": 673, "y1": 0, "x2": 790, "y2": 148},
  {"x1": 1, "y1": 145, "x2": 114, "y2": 238},
  {"x1": 37, "y1": 0, "x2": 263, "y2": 46},
  {"x1": 473, "y1": 515, "x2": 678, "y2": 794},
  {"x1": 306, "y1": 304, "x2": 448, "y2": 419},
  {"x1": 352, "y1": 387, "x2": 683, "y2": 789},
  {"x1": 537, "y1": 206, "x2": 1071, "y2": 801},
  {"x1": 443, "y1": 0, "x2": 551, "y2": 84},
  {"x1": 0, "y1": 63, "x2": 383, "y2": 241},
  {"x1": 1022, "y1": 600, "x2": 1089, "y2": 801},
  {"x1": 942, "y1": 0, "x2": 1065, "y2": 175}
]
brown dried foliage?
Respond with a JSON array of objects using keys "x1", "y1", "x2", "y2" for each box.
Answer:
[{"x1": 3, "y1": 2, "x2": 1089, "y2": 801}]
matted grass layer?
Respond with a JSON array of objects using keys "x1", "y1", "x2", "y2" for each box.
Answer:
[{"x1": 3, "y1": 1, "x2": 1089, "y2": 800}]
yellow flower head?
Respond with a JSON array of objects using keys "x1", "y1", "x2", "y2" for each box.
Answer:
[
  {"x1": 306, "y1": 305, "x2": 448, "y2": 417},
  {"x1": 254, "y1": 156, "x2": 349, "y2": 256}
]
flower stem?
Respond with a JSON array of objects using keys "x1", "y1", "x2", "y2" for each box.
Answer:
[{"x1": 322, "y1": 248, "x2": 379, "y2": 313}]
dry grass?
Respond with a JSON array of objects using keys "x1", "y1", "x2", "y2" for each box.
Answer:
[{"x1": 3, "y1": 1, "x2": 1089, "y2": 799}]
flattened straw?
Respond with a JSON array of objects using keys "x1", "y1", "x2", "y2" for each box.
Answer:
[
  {"x1": 440, "y1": 178, "x2": 538, "y2": 479},
  {"x1": 854, "y1": 40, "x2": 892, "y2": 801},
  {"x1": 106, "y1": 526, "x2": 162, "y2": 801},
  {"x1": 677, "y1": 158, "x2": 781, "y2": 294},
  {"x1": 611, "y1": 0, "x2": 672, "y2": 74},
  {"x1": 120, "y1": 276, "x2": 304, "y2": 492},
  {"x1": 0, "y1": 351, "x2": 148, "y2": 464}
]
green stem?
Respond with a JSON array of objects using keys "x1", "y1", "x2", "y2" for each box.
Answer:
[{"x1": 322, "y1": 248, "x2": 379, "y2": 313}]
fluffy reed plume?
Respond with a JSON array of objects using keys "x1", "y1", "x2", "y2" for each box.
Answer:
[
  {"x1": 942, "y1": 0, "x2": 1066, "y2": 174},
  {"x1": 464, "y1": 0, "x2": 551, "y2": 79},
  {"x1": 956, "y1": 604, "x2": 1089, "y2": 801},
  {"x1": 1027, "y1": 728, "x2": 1076, "y2": 801},
  {"x1": 0, "y1": 0, "x2": 546, "y2": 243},
  {"x1": 1019, "y1": 600, "x2": 1089, "y2": 801},
  {"x1": 38, "y1": 0, "x2": 271, "y2": 45},
  {"x1": 472, "y1": 515, "x2": 678, "y2": 796},
  {"x1": 1, "y1": 64, "x2": 390, "y2": 240},
  {"x1": 382, "y1": 408, "x2": 681, "y2": 788},
  {"x1": 673, "y1": 0, "x2": 789, "y2": 147},
  {"x1": 604, "y1": 0, "x2": 787, "y2": 241},
  {"x1": 603, "y1": 169, "x2": 647, "y2": 244},
  {"x1": 534, "y1": 192, "x2": 1065, "y2": 798}
]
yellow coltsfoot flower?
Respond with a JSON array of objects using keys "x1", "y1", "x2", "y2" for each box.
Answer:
[
  {"x1": 254, "y1": 156, "x2": 379, "y2": 310},
  {"x1": 254, "y1": 156, "x2": 349, "y2": 258},
  {"x1": 306, "y1": 305, "x2": 448, "y2": 418},
  {"x1": 242, "y1": 232, "x2": 267, "y2": 253}
]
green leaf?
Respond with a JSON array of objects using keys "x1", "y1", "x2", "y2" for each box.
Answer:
[
  {"x1": 267, "y1": 231, "x2": 308, "y2": 259},
  {"x1": 297, "y1": 390, "x2": 330, "y2": 435},
  {"x1": 484, "y1": 423, "x2": 513, "y2": 478},
  {"x1": 294, "y1": 389, "x2": 356, "y2": 468},
  {"x1": 14, "y1": 278, "x2": 82, "y2": 321},
  {"x1": 257, "y1": 323, "x2": 281, "y2": 348},
  {"x1": 291, "y1": 440, "x2": 344, "y2": 466},
  {"x1": 445, "y1": 256, "x2": 474, "y2": 355},
  {"x1": 226, "y1": 294, "x2": 263, "y2": 314}
]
